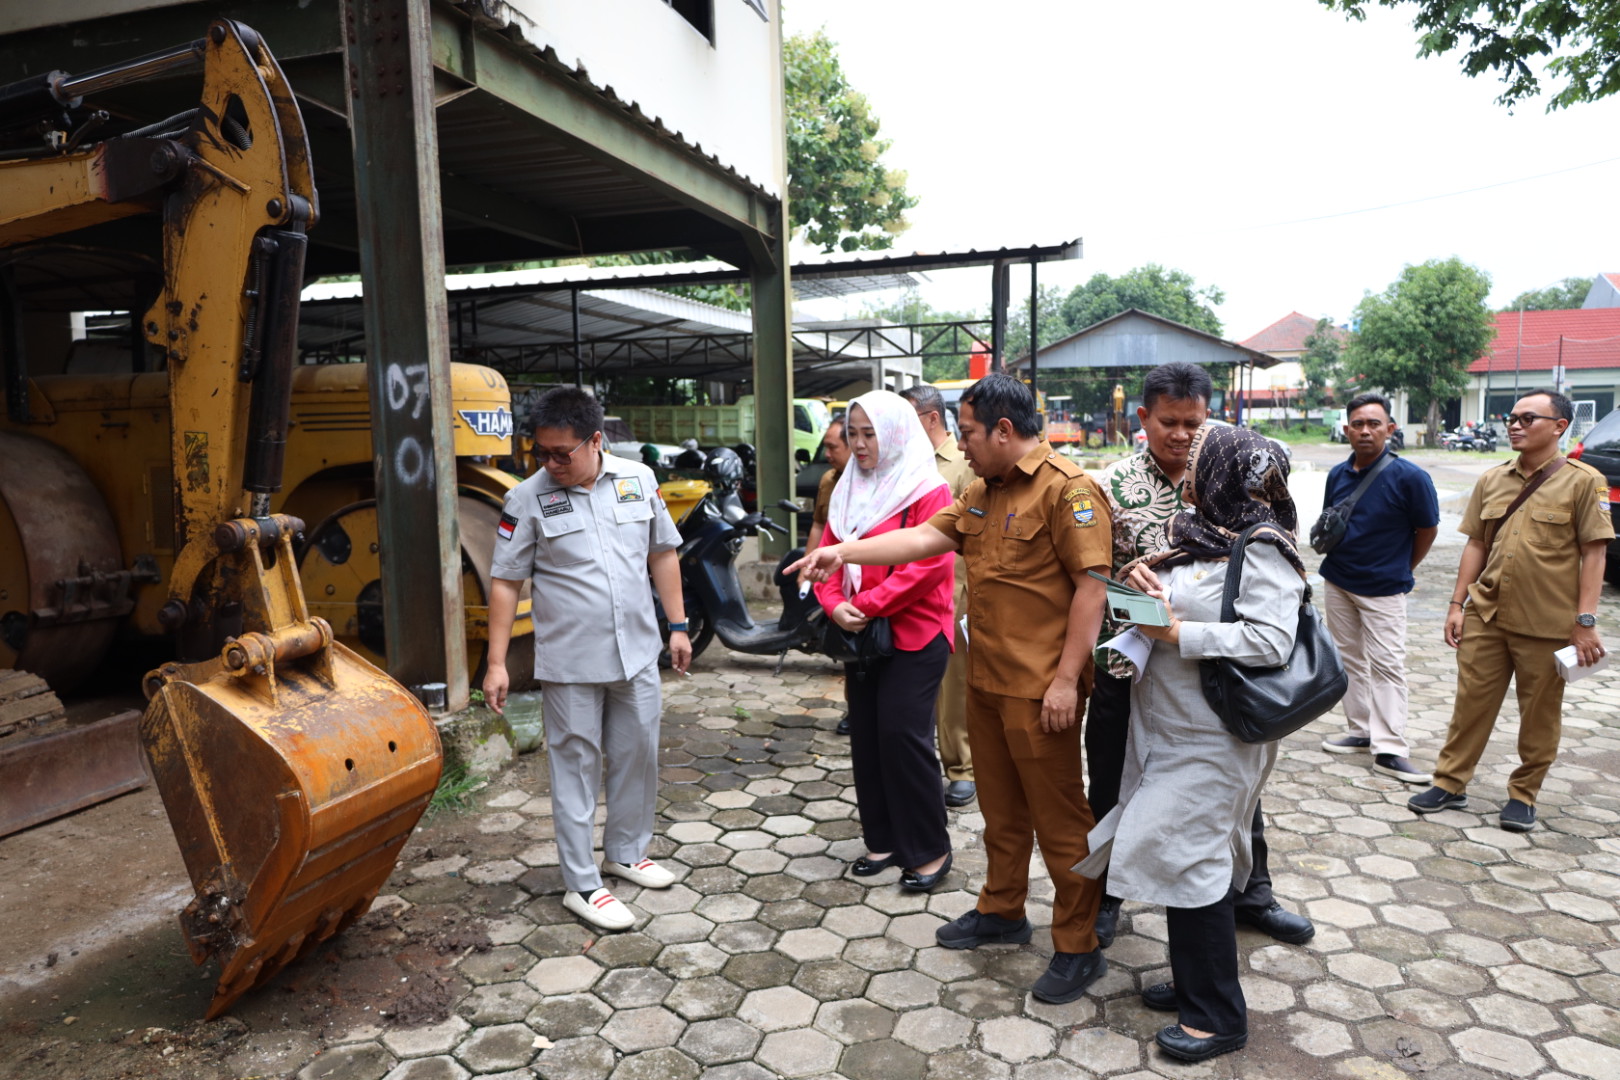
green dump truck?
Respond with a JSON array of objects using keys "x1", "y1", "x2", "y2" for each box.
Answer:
[{"x1": 614, "y1": 396, "x2": 831, "y2": 459}]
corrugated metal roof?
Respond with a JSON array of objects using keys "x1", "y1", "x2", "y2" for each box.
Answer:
[{"x1": 1470, "y1": 308, "x2": 1620, "y2": 373}]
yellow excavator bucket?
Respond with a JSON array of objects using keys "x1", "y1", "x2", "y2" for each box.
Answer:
[{"x1": 140, "y1": 519, "x2": 441, "y2": 1019}]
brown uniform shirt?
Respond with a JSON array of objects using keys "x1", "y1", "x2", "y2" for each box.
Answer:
[
  {"x1": 934, "y1": 437, "x2": 976, "y2": 499},
  {"x1": 1458, "y1": 454, "x2": 1614, "y2": 639},
  {"x1": 811, "y1": 465, "x2": 843, "y2": 545},
  {"x1": 928, "y1": 441, "x2": 1113, "y2": 697}
]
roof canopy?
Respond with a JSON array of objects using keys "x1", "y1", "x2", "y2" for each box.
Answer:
[{"x1": 1009, "y1": 309, "x2": 1279, "y2": 372}]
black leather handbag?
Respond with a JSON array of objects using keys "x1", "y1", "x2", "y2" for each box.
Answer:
[
  {"x1": 1200, "y1": 523, "x2": 1348, "y2": 743},
  {"x1": 817, "y1": 508, "x2": 905, "y2": 669}
]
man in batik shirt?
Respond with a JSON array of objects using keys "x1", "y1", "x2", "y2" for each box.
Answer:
[{"x1": 1086, "y1": 362, "x2": 1315, "y2": 951}]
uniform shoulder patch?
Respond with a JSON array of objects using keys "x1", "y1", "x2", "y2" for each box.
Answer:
[
  {"x1": 497, "y1": 512, "x2": 518, "y2": 540},
  {"x1": 1068, "y1": 489, "x2": 1098, "y2": 528}
]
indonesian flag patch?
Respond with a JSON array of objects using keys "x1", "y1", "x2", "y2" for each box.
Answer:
[{"x1": 497, "y1": 512, "x2": 518, "y2": 541}]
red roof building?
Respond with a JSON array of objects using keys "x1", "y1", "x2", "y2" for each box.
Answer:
[
  {"x1": 1239, "y1": 312, "x2": 1343, "y2": 358},
  {"x1": 1469, "y1": 308, "x2": 1620, "y2": 374}
]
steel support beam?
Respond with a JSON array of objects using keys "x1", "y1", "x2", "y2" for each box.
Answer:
[
  {"x1": 342, "y1": 0, "x2": 467, "y2": 709},
  {"x1": 428, "y1": 5, "x2": 777, "y2": 267},
  {"x1": 750, "y1": 212, "x2": 794, "y2": 555}
]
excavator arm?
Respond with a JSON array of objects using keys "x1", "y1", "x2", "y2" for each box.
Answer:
[{"x1": 0, "y1": 21, "x2": 442, "y2": 1018}]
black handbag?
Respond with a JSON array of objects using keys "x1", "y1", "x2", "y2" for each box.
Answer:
[
  {"x1": 817, "y1": 508, "x2": 906, "y2": 668},
  {"x1": 1200, "y1": 523, "x2": 1348, "y2": 743},
  {"x1": 1309, "y1": 452, "x2": 1394, "y2": 555}
]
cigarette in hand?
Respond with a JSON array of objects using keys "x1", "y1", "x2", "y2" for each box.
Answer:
[{"x1": 798, "y1": 582, "x2": 812, "y2": 600}]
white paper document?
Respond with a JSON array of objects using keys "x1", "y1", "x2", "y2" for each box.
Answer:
[
  {"x1": 1095, "y1": 626, "x2": 1153, "y2": 683},
  {"x1": 1554, "y1": 644, "x2": 1611, "y2": 683}
]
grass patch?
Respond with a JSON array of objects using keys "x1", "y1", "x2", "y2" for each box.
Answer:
[
  {"x1": 1253, "y1": 422, "x2": 1338, "y2": 444},
  {"x1": 428, "y1": 762, "x2": 486, "y2": 815}
]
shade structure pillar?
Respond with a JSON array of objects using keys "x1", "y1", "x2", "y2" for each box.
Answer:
[
  {"x1": 750, "y1": 220, "x2": 793, "y2": 558},
  {"x1": 343, "y1": 0, "x2": 467, "y2": 709}
]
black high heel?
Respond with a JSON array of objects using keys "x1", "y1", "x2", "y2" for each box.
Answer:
[
  {"x1": 851, "y1": 853, "x2": 899, "y2": 876},
  {"x1": 900, "y1": 851, "x2": 953, "y2": 892}
]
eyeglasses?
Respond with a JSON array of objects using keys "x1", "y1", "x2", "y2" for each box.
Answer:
[
  {"x1": 1503, "y1": 413, "x2": 1557, "y2": 428},
  {"x1": 536, "y1": 434, "x2": 592, "y2": 465}
]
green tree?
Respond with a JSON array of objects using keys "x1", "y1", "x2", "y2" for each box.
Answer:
[
  {"x1": 785, "y1": 31, "x2": 918, "y2": 252},
  {"x1": 1318, "y1": 2, "x2": 1620, "y2": 110},
  {"x1": 1501, "y1": 276, "x2": 1593, "y2": 311},
  {"x1": 1058, "y1": 264, "x2": 1226, "y2": 337},
  {"x1": 1300, "y1": 317, "x2": 1345, "y2": 412},
  {"x1": 1003, "y1": 284, "x2": 1073, "y2": 366},
  {"x1": 1343, "y1": 258, "x2": 1496, "y2": 444}
]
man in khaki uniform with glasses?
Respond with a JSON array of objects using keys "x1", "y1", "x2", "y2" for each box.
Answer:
[{"x1": 1409, "y1": 389, "x2": 1613, "y2": 833}]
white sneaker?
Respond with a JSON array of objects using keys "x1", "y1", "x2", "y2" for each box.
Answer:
[
  {"x1": 603, "y1": 857, "x2": 677, "y2": 889},
  {"x1": 563, "y1": 887, "x2": 635, "y2": 931}
]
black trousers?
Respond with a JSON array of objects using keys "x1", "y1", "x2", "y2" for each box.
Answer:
[
  {"x1": 1085, "y1": 668, "x2": 1274, "y2": 911},
  {"x1": 1168, "y1": 893, "x2": 1246, "y2": 1034},
  {"x1": 849, "y1": 634, "x2": 951, "y2": 868}
]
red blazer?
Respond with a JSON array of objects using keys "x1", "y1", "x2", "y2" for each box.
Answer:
[{"x1": 815, "y1": 484, "x2": 956, "y2": 652}]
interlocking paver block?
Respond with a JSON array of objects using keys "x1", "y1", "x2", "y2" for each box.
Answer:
[
  {"x1": 1285, "y1": 1013, "x2": 1354, "y2": 1057},
  {"x1": 839, "y1": 1038, "x2": 926, "y2": 1080},
  {"x1": 453, "y1": 1024, "x2": 536, "y2": 1073},
  {"x1": 380, "y1": 1057, "x2": 468, "y2": 1080},
  {"x1": 525, "y1": 955, "x2": 604, "y2": 995},
  {"x1": 381, "y1": 1016, "x2": 469, "y2": 1058},
  {"x1": 597, "y1": 1006, "x2": 686, "y2": 1053},
  {"x1": 738, "y1": 985, "x2": 818, "y2": 1031},
  {"x1": 892, "y1": 1006, "x2": 973, "y2": 1053},
  {"x1": 1450, "y1": 1027, "x2": 1546, "y2": 1075},
  {"x1": 677, "y1": 1018, "x2": 764, "y2": 1065},
  {"x1": 821, "y1": 904, "x2": 889, "y2": 939},
  {"x1": 755, "y1": 1029, "x2": 842, "y2": 1078},
  {"x1": 865, "y1": 969, "x2": 941, "y2": 1010},
  {"x1": 527, "y1": 994, "x2": 612, "y2": 1039},
  {"x1": 1470, "y1": 991, "x2": 1558, "y2": 1034},
  {"x1": 1546, "y1": 1034, "x2": 1620, "y2": 1079},
  {"x1": 776, "y1": 926, "x2": 844, "y2": 962},
  {"x1": 978, "y1": 1017, "x2": 1055, "y2": 1064},
  {"x1": 842, "y1": 935, "x2": 914, "y2": 972},
  {"x1": 593, "y1": 967, "x2": 674, "y2": 1009},
  {"x1": 885, "y1": 912, "x2": 947, "y2": 949},
  {"x1": 1057, "y1": 1028, "x2": 1139, "y2": 1073},
  {"x1": 606, "y1": 1047, "x2": 701, "y2": 1080}
]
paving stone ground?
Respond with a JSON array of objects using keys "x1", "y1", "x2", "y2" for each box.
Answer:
[{"x1": 350, "y1": 534, "x2": 1620, "y2": 1080}]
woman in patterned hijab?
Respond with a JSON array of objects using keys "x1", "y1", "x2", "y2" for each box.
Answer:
[{"x1": 1125, "y1": 423, "x2": 1306, "y2": 581}]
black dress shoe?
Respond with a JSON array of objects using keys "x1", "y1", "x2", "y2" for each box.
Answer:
[
  {"x1": 944, "y1": 780, "x2": 977, "y2": 807},
  {"x1": 1141, "y1": 981, "x2": 1177, "y2": 1011},
  {"x1": 900, "y1": 851, "x2": 953, "y2": 893},
  {"x1": 1031, "y1": 947, "x2": 1107, "y2": 1003},
  {"x1": 835, "y1": 714, "x2": 852, "y2": 736},
  {"x1": 1155, "y1": 1024, "x2": 1247, "y2": 1063},
  {"x1": 1236, "y1": 900, "x2": 1315, "y2": 945},
  {"x1": 1094, "y1": 895, "x2": 1122, "y2": 949},
  {"x1": 850, "y1": 853, "x2": 899, "y2": 876}
]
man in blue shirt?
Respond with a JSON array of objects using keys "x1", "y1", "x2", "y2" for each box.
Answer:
[{"x1": 1317, "y1": 392, "x2": 1440, "y2": 782}]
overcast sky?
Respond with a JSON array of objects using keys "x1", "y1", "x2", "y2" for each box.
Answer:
[{"x1": 783, "y1": 0, "x2": 1620, "y2": 340}]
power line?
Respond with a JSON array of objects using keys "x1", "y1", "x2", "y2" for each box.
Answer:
[{"x1": 1244, "y1": 155, "x2": 1620, "y2": 231}]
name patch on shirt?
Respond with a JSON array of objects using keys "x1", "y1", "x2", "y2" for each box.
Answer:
[
  {"x1": 497, "y1": 512, "x2": 518, "y2": 541},
  {"x1": 1067, "y1": 487, "x2": 1097, "y2": 527},
  {"x1": 614, "y1": 477, "x2": 645, "y2": 503},
  {"x1": 540, "y1": 491, "x2": 574, "y2": 518},
  {"x1": 967, "y1": 507, "x2": 987, "y2": 518}
]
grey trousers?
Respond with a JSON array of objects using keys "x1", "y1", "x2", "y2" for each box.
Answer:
[{"x1": 541, "y1": 663, "x2": 662, "y2": 893}]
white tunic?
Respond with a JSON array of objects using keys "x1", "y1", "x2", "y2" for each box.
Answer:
[{"x1": 1080, "y1": 542, "x2": 1304, "y2": 908}]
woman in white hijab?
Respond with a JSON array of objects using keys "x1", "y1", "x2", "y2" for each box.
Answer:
[{"x1": 815, "y1": 390, "x2": 959, "y2": 891}]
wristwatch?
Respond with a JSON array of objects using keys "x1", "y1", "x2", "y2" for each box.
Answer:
[
  {"x1": 1576, "y1": 613, "x2": 1597, "y2": 628},
  {"x1": 668, "y1": 621, "x2": 690, "y2": 633}
]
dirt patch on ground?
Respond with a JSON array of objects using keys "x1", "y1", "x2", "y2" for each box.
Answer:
[{"x1": 0, "y1": 782, "x2": 494, "y2": 1080}]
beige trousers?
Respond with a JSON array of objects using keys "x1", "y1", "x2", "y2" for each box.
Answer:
[{"x1": 1323, "y1": 582, "x2": 1412, "y2": 758}]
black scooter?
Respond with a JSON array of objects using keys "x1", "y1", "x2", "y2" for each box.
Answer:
[{"x1": 657, "y1": 452, "x2": 825, "y2": 669}]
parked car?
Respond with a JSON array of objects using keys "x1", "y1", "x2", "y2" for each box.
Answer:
[{"x1": 1569, "y1": 407, "x2": 1620, "y2": 586}]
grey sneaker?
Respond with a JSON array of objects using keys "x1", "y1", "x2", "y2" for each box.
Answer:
[{"x1": 1322, "y1": 733, "x2": 1372, "y2": 753}]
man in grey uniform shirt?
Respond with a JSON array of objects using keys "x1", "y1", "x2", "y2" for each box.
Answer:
[{"x1": 484, "y1": 386, "x2": 692, "y2": 931}]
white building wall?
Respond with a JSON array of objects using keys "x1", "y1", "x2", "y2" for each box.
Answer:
[{"x1": 506, "y1": 0, "x2": 784, "y2": 196}]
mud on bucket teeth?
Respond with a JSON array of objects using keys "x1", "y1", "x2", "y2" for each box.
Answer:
[{"x1": 141, "y1": 618, "x2": 441, "y2": 1019}]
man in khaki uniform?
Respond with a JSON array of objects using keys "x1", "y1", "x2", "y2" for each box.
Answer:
[
  {"x1": 1410, "y1": 389, "x2": 1613, "y2": 832},
  {"x1": 901, "y1": 384, "x2": 977, "y2": 806},
  {"x1": 792, "y1": 373, "x2": 1112, "y2": 1004}
]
